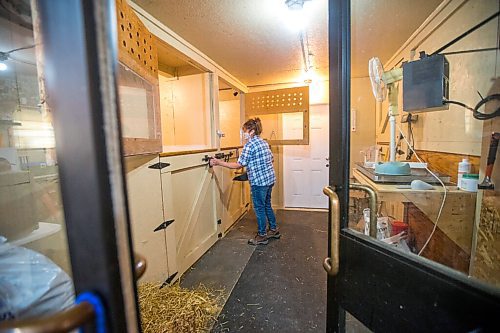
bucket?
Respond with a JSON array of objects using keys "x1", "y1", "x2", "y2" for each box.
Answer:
[{"x1": 390, "y1": 220, "x2": 408, "y2": 236}]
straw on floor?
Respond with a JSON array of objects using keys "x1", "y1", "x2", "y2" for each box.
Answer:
[{"x1": 138, "y1": 282, "x2": 223, "y2": 333}]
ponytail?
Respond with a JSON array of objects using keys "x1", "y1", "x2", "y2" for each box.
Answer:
[{"x1": 243, "y1": 117, "x2": 263, "y2": 135}]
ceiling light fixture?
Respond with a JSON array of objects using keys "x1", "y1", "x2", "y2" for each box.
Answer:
[
  {"x1": 0, "y1": 62, "x2": 7, "y2": 71},
  {"x1": 285, "y1": 0, "x2": 306, "y2": 10},
  {"x1": 283, "y1": 0, "x2": 312, "y2": 32}
]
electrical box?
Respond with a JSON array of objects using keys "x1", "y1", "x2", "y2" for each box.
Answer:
[{"x1": 403, "y1": 54, "x2": 449, "y2": 112}]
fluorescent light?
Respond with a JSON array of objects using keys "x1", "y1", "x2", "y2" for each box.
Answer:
[{"x1": 0, "y1": 63, "x2": 7, "y2": 71}]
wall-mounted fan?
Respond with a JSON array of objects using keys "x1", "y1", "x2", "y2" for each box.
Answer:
[
  {"x1": 0, "y1": 45, "x2": 36, "y2": 69},
  {"x1": 368, "y1": 57, "x2": 410, "y2": 175}
]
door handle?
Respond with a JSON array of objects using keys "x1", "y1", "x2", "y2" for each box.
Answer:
[
  {"x1": 323, "y1": 186, "x2": 340, "y2": 276},
  {"x1": 349, "y1": 183, "x2": 378, "y2": 238},
  {"x1": 0, "y1": 253, "x2": 147, "y2": 332},
  {"x1": 134, "y1": 252, "x2": 147, "y2": 280}
]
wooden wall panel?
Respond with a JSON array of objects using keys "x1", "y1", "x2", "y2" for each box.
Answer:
[
  {"x1": 413, "y1": 150, "x2": 480, "y2": 184},
  {"x1": 470, "y1": 192, "x2": 500, "y2": 286},
  {"x1": 378, "y1": 0, "x2": 498, "y2": 156},
  {"x1": 406, "y1": 203, "x2": 470, "y2": 274}
]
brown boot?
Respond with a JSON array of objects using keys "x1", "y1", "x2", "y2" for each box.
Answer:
[
  {"x1": 248, "y1": 233, "x2": 268, "y2": 245},
  {"x1": 267, "y1": 229, "x2": 281, "y2": 239}
]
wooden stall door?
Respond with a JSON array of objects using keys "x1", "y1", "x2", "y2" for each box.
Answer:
[
  {"x1": 125, "y1": 155, "x2": 171, "y2": 282},
  {"x1": 160, "y1": 153, "x2": 219, "y2": 278},
  {"x1": 214, "y1": 149, "x2": 250, "y2": 235}
]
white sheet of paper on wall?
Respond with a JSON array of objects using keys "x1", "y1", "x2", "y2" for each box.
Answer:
[{"x1": 119, "y1": 86, "x2": 150, "y2": 139}]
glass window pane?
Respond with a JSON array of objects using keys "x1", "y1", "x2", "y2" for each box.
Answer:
[
  {"x1": 349, "y1": 0, "x2": 500, "y2": 289},
  {"x1": 118, "y1": 62, "x2": 157, "y2": 140},
  {"x1": 0, "y1": 3, "x2": 74, "y2": 321}
]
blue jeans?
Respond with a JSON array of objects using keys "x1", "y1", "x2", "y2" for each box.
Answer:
[{"x1": 251, "y1": 185, "x2": 277, "y2": 236}]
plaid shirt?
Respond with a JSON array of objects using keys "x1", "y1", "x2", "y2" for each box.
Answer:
[{"x1": 238, "y1": 136, "x2": 276, "y2": 186}]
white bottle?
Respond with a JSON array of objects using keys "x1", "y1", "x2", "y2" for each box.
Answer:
[{"x1": 458, "y1": 158, "x2": 471, "y2": 188}]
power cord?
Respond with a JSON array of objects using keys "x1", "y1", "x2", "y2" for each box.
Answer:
[
  {"x1": 405, "y1": 115, "x2": 415, "y2": 160},
  {"x1": 397, "y1": 125, "x2": 447, "y2": 256},
  {"x1": 445, "y1": 94, "x2": 500, "y2": 120}
]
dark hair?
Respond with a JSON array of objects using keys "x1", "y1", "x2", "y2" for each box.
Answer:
[{"x1": 242, "y1": 118, "x2": 262, "y2": 135}]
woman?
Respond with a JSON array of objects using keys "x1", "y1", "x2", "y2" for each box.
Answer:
[{"x1": 210, "y1": 118, "x2": 280, "y2": 245}]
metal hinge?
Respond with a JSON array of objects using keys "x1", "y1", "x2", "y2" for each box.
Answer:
[
  {"x1": 218, "y1": 233, "x2": 223, "y2": 238},
  {"x1": 148, "y1": 162, "x2": 170, "y2": 170},
  {"x1": 153, "y1": 219, "x2": 175, "y2": 232},
  {"x1": 217, "y1": 219, "x2": 222, "y2": 225},
  {"x1": 160, "y1": 272, "x2": 178, "y2": 289}
]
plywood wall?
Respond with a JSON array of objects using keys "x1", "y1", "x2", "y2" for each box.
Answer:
[
  {"x1": 219, "y1": 99, "x2": 242, "y2": 148},
  {"x1": 159, "y1": 73, "x2": 212, "y2": 149},
  {"x1": 380, "y1": 0, "x2": 499, "y2": 156},
  {"x1": 351, "y1": 77, "x2": 376, "y2": 176}
]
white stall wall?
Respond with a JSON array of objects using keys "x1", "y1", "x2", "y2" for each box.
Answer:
[
  {"x1": 159, "y1": 73, "x2": 212, "y2": 151},
  {"x1": 379, "y1": 0, "x2": 499, "y2": 156}
]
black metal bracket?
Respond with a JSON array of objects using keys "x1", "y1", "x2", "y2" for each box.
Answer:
[
  {"x1": 153, "y1": 219, "x2": 175, "y2": 232},
  {"x1": 215, "y1": 151, "x2": 234, "y2": 162},
  {"x1": 148, "y1": 162, "x2": 170, "y2": 170},
  {"x1": 203, "y1": 152, "x2": 234, "y2": 166},
  {"x1": 159, "y1": 272, "x2": 178, "y2": 289},
  {"x1": 202, "y1": 155, "x2": 213, "y2": 168},
  {"x1": 217, "y1": 219, "x2": 222, "y2": 225}
]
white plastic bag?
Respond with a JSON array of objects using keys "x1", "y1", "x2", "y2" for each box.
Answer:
[
  {"x1": 363, "y1": 208, "x2": 392, "y2": 240},
  {"x1": 0, "y1": 236, "x2": 74, "y2": 321}
]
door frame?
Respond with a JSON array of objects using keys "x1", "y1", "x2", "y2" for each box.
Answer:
[
  {"x1": 37, "y1": 0, "x2": 139, "y2": 331},
  {"x1": 327, "y1": 0, "x2": 500, "y2": 332}
]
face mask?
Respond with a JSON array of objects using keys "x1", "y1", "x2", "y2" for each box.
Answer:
[{"x1": 243, "y1": 132, "x2": 251, "y2": 141}]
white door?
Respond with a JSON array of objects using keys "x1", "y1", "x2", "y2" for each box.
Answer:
[{"x1": 284, "y1": 104, "x2": 329, "y2": 208}]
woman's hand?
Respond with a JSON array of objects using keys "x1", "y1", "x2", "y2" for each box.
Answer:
[{"x1": 210, "y1": 158, "x2": 219, "y2": 167}]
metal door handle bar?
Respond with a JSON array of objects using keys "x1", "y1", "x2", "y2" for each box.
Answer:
[
  {"x1": 349, "y1": 183, "x2": 378, "y2": 238},
  {"x1": 0, "y1": 253, "x2": 147, "y2": 332},
  {"x1": 323, "y1": 186, "x2": 340, "y2": 276},
  {"x1": 0, "y1": 301, "x2": 95, "y2": 333}
]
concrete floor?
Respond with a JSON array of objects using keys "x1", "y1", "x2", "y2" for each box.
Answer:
[{"x1": 180, "y1": 209, "x2": 370, "y2": 333}]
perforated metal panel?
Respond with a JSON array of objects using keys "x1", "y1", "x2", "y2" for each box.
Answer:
[{"x1": 245, "y1": 86, "x2": 309, "y2": 115}]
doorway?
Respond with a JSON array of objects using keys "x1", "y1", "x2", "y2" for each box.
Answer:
[{"x1": 283, "y1": 104, "x2": 329, "y2": 209}]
